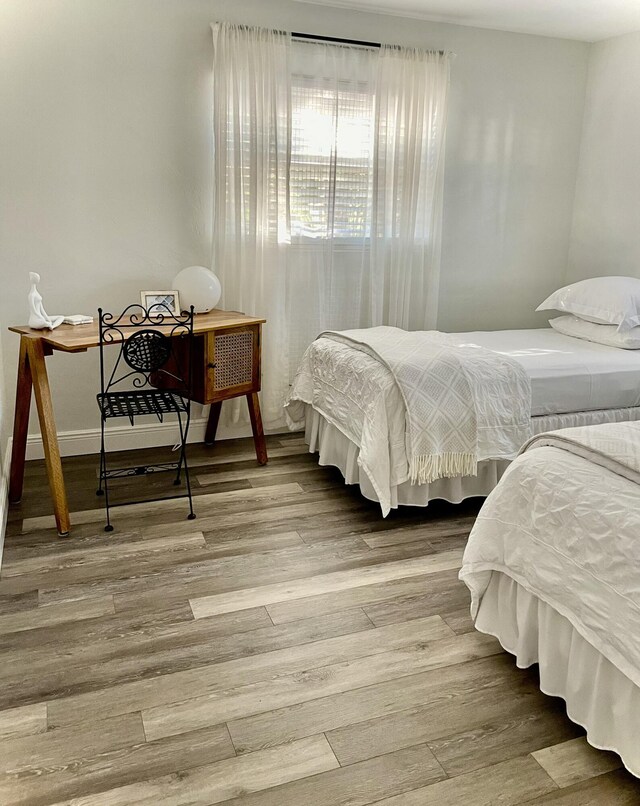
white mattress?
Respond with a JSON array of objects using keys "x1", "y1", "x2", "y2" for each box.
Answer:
[{"x1": 453, "y1": 329, "x2": 640, "y2": 416}]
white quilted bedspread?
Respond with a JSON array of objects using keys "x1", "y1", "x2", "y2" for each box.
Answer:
[
  {"x1": 318, "y1": 327, "x2": 532, "y2": 487},
  {"x1": 284, "y1": 328, "x2": 531, "y2": 513},
  {"x1": 460, "y1": 421, "x2": 640, "y2": 687},
  {"x1": 285, "y1": 337, "x2": 406, "y2": 511}
]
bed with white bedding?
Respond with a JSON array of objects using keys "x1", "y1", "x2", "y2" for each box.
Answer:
[
  {"x1": 285, "y1": 327, "x2": 640, "y2": 514},
  {"x1": 459, "y1": 421, "x2": 640, "y2": 777}
]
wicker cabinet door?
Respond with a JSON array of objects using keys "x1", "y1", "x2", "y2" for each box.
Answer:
[{"x1": 205, "y1": 324, "x2": 261, "y2": 402}]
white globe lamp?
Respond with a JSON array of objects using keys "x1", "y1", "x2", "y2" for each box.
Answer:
[{"x1": 172, "y1": 266, "x2": 222, "y2": 314}]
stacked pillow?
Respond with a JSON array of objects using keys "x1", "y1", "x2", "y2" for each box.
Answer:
[
  {"x1": 548, "y1": 315, "x2": 640, "y2": 350},
  {"x1": 537, "y1": 276, "x2": 640, "y2": 349}
]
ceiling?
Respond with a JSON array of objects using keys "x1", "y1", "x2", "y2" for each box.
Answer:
[{"x1": 292, "y1": 0, "x2": 640, "y2": 41}]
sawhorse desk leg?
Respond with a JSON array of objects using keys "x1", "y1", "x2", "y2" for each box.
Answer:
[{"x1": 9, "y1": 336, "x2": 71, "y2": 537}]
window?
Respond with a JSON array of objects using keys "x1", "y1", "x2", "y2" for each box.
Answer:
[{"x1": 290, "y1": 73, "x2": 375, "y2": 241}]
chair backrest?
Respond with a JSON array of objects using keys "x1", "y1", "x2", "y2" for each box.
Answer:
[{"x1": 98, "y1": 304, "x2": 195, "y2": 398}]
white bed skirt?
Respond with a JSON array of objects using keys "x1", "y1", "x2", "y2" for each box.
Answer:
[
  {"x1": 302, "y1": 404, "x2": 640, "y2": 510},
  {"x1": 476, "y1": 572, "x2": 640, "y2": 778}
]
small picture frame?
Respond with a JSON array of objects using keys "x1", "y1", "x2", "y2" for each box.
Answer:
[{"x1": 140, "y1": 290, "x2": 180, "y2": 316}]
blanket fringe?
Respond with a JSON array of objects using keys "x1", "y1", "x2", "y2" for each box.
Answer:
[{"x1": 409, "y1": 452, "x2": 478, "y2": 485}]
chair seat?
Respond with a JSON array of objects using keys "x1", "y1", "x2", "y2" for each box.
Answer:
[{"x1": 97, "y1": 389, "x2": 188, "y2": 420}]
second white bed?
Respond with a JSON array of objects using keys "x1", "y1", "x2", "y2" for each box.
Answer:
[
  {"x1": 460, "y1": 422, "x2": 640, "y2": 777},
  {"x1": 286, "y1": 328, "x2": 640, "y2": 513}
]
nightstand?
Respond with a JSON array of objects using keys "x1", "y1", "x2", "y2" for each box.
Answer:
[{"x1": 152, "y1": 309, "x2": 268, "y2": 465}]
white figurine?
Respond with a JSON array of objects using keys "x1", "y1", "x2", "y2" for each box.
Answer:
[{"x1": 28, "y1": 272, "x2": 64, "y2": 330}]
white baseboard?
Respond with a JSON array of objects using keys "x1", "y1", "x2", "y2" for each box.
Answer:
[
  {"x1": 25, "y1": 418, "x2": 204, "y2": 460},
  {"x1": 22, "y1": 418, "x2": 287, "y2": 460},
  {"x1": 0, "y1": 442, "x2": 10, "y2": 570}
]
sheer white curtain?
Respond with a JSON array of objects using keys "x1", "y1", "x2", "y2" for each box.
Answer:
[
  {"x1": 286, "y1": 41, "x2": 378, "y2": 377},
  {"x1": 211, "y1": 23, "x2": 290, "y2": 427},
  {"x1": 287, "y1": 41, "x2": 450, "y2": 370},
  {"x1": 211, "y1": 24, "x2": 450, "y2": 425},
  {"x1": 372, "y1": 47, "x2": 450, "y2": 330}
]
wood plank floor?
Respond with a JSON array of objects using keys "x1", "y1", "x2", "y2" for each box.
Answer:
[{"x1": 2, "y1": 433, "x2": 639, "y2": 805}]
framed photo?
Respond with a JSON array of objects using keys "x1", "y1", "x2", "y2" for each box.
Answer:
[{"x1": 140, "y1": 290, "x2": 180, "y2": 316}]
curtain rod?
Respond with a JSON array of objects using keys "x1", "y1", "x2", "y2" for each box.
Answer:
[
  {"x1": 292, "y1": 31, "x2": 381, "y2": 48},
  {"x1": 292, "y1": 31, "x2": 445, "y2": 55}
]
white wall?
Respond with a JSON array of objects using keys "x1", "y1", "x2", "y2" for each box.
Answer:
[
  {"x1": 0, "y1": 0, "x2": 589, "y2": 453},
  {"x1": 567, "y1": 31, "x2": 640, "y2": 283}
]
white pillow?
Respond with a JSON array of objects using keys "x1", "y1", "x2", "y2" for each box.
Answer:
[
  {"x1": 537, "y1": 276, "x2": 640, "y2": 332},
  {"x1": 549, "y1": 315, "x2": 640, "y2": 349}
]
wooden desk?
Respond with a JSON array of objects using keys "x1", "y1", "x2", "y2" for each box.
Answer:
[{"x1": 9, "y1": 309, "x2": 267, "y2": 536}]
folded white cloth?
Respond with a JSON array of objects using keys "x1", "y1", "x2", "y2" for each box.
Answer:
[{"x1": 521, "y1": 420, "x2": 640, "y2": 484}]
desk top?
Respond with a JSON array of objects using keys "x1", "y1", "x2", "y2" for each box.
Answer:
[{"x1": 9, "y1": 309, "x2": 266, "y2": 353}]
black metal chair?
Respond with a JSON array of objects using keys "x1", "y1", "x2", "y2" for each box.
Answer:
[{"x1": 96, "y1": 304, "x2": 196, "y2": 532}]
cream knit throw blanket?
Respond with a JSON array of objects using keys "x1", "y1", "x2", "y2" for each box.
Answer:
[{"x1": 319, "y1": 327, "x2": 532, "y2": 484}]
